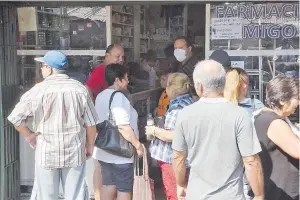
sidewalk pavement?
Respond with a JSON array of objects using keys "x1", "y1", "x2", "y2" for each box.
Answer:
[{"x1": 21, "y1": 187, "x2": 166, "y2": 200}]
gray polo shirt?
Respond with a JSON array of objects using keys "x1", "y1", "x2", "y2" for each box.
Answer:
[{"x1": 172, "y1": 98, "x2": 261, "y2": 200}]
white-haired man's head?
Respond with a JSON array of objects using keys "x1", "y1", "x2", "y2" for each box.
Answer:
[{"x1": 193, "y1": 60, "x2": 226, "y2": 97}]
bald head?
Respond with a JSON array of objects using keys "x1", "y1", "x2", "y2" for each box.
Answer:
[
  {"x1": 105, "y1": 44, "x2": 124, "y2": 65},
  {"x1": 193, "y1": 60, "x2": 226, "y2": 96}
]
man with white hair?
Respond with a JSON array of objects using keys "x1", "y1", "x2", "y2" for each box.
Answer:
[{"x1": 172, "y1": 60, "x2": 264, "y2": 200}]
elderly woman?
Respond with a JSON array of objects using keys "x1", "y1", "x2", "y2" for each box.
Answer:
[
  {"x1": 251, "y1": 75, "x2": 299, "y2": 200},
  {"x1": 93, "y1": 64, "x2": 143, "y2": 200},
  {"x1": 146, "y1": 73, "x2": 194, "y2": 200}
]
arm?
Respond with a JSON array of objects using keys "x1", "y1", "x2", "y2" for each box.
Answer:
[
  {"x1": 236, "y1": 111, "x2": 264, "y2": 198},
  {"x1": 149, "y1": 109, "x2": 179, "y2": 142},
  {"x1": 172, "y1": 150, "x2": 187, "y2": 187},
  {"x1": 15, "y1": 126, "x2": 37, "y2": 148},
  {"x1": 267, "y1": 119, "x2": 300, "y2": 159},
  {"x1": 111, "y1": 93, "x2": 143, "y2": 155},
  {"x1": 118, "y1": 124, "x2": 142, "y2": 150},
  {"x1": 83, "y1": 94, "x2": 99, "y2": 157},
  {"x1": 243, "y1": 155, "x2": 264, "y2": 199},
  {"x1": 171, "y1": 113, "x2": 188, "y2": 199},
  {"x1": 7, "y1": 92, "x2": 36, "y2": 147},
  {"x1": 15, "y1": 126, "x2": 33, "y2": 137},
  {"x1": 86, "y1": 125, "x2": 97, "y2": 146},
  {"x1": 145, "y1": 126, "x2": 173, "y2": 142}
]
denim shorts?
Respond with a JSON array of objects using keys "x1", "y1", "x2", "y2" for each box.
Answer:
[{"x1": 99, "y1": 161, "x2": 134, "y2": 193}]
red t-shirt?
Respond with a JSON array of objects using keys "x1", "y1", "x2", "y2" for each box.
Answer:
[{"x1": 85, "y1": 64, "x2": 108, "y2": 100}]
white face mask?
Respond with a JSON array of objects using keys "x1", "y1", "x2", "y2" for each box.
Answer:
[{"x1": 174, "y1": 48, "x2": 186, "y2": 62}]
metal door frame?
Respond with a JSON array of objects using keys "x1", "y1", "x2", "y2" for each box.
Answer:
[{"x1": 0, "y1": 3, "x2": 20, "y2": 200}]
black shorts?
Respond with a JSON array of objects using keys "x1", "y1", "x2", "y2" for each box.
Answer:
[{"x1": 99, "y1": 161, "x2": 134, "y2": 193}]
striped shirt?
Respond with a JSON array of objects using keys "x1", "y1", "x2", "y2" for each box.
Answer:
[
  {"x1": 8, "y1": 74, "x2": 98, "y2": 169},
  {"x1": 149, "y1": 93, "x2": 193, "y2": 164}
]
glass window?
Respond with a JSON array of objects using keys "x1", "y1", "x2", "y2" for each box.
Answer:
[
  {"x1": 18, "y1": 55, "x2": 104, "y2": 91},
  {"x1": 210, "y1": 3, "x2": 300, "y2": 51},
  {"x1": 17, "y1": 6, "x2": 107, "y2": 50},
  {"x1": 230, "y1": 56, "x2": 259, "y2": 70}
]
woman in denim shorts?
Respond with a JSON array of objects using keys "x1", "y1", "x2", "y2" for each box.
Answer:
[{"x1": 93, "y1": 64, "x2": 143, "y2": 200}]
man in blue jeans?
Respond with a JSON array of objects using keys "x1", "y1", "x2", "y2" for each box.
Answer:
[{"x1": 8, "y1": 51, "x2": 98, "y2": 200}]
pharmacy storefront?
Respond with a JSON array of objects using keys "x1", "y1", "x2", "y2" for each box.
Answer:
[{"x1": 0, "y1": 1, "x2": 299, "y2": 199}]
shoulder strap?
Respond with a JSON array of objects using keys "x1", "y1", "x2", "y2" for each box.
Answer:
[{"x1": 108, "y1": 91, "x2": 126, "y2": 119}]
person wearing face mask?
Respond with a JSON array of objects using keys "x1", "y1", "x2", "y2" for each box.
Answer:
[
  {"x1": 7, "y1": 51, "x2": 98, "y2": 200},
  {"x1": 173, "y1": 36, "x2": 199, "y2": 100},
  {"x1": 173, "y1": 36, "x2": 199, "y2": 80}
]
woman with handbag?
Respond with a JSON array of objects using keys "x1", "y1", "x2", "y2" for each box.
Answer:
[
  {"x1": 93, "y1": 63, "x2": 144, "y2": 200},
  {"x1": 145, "y1": 73, "x2": 194, "y2": 200}
]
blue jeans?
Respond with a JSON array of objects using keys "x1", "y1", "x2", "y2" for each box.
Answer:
[{"x1": 30, "y1": 163, "x2": 88, "y2": 200}]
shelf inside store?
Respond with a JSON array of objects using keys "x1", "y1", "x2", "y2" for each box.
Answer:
[
  {"x1": 38, "y1": 27, "x2": 69, "y2": 32},
  {"x1": 249, "y1": 89, "x2": 260, "y2": 94},
  {"x1": 245, "y1": 69, "x2": 260, "y2": 75},
  {"x1": 141, "y1": 37, "x2": 153, "y2": 40},
  {"x1": 112, "y1": 10, "x2": 133, "y2": 16},
  {"x1": 37, "y1": 10, "x2": 65, "y2": 16},
  {"x1": 154, "y1": 39, "x2": 171, "y2": 43},
  {"x1": 112, "y1": 22, "x2": 134, "y2": 27},
  {"x1": 112, "y1": 35, "x2": 134, "y2": 38},
  {"x1": 19, "y1": 45, "x2": 60, "y2": 49}
]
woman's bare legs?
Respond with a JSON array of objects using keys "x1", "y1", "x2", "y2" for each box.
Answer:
[
  {"x1": 93, "y1": 159, "x2": 102, "y2": 200},
  {"x1": 100, "y1": 185, "x2": 117, "y2": 200},
  {"x1": 117, "y1": 191, "x2": 132, "y2": 200}
]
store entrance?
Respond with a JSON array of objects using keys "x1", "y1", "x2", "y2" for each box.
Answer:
[{"x1": 16, "y1": 3, "x2": 206, "y2": 199}]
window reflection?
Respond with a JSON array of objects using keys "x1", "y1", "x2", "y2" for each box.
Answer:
[{"x1": 17, "y1": 6, "x2": 107, "y2": 50}]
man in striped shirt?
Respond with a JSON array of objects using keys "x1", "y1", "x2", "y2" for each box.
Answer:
[{"x1": 8, "y1": 51, "x2": 98, "y2": 200}]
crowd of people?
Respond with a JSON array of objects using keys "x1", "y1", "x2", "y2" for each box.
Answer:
[{"x1": 7, "y1": 36, "x2": 299, "y2": 200}]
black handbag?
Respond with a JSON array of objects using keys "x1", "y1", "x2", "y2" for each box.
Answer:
[{"x1": 94, "y1": 91, "x2": 134, "y2": 158}]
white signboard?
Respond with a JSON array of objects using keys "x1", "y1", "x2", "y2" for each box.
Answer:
[
  {"x1": 231, "y1": 61, "x2": 245, "y2": 69},
  {"x1": 17, "y1": 7, "x2": 38, "y2": 32},
  {"x1": 211, "y1": 18, "x2": 243, "y2": 40}
]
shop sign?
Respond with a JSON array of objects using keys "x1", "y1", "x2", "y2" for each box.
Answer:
[
  {"x1": 231, "y1": 61, "x2": 244, "y2": 69},
  {"x1": 212, "y1": 3, "x2": 299, "y2": 40}
]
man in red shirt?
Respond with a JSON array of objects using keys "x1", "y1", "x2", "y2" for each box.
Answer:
[
  {"x1": 86, "y1": 44, "x2": 124, "y2": 100},
  {"x1": 85, "y1": 44, "x2": 124, "y2": 200}
]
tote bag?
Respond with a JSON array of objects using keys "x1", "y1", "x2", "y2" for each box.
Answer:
[{"x1": 133, "y1": 144, "x2": 155, "y2": 200}]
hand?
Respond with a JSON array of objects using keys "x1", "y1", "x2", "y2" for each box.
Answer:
[
  {"x1": 145, "y1": 126, "x2": 156, "y2": 136},
  {"x1": 24, "y1": 133, "x2": 37, "y2": 148},
  {"x1": 86, "y1": 144, "x2": 94, "y2": 159},
  {"x1": 177, "y1": 185, "x2": 187, "y2": 200},
  {"x1": 135, "y1": 142, "x2": 144, "y2": 157}
]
